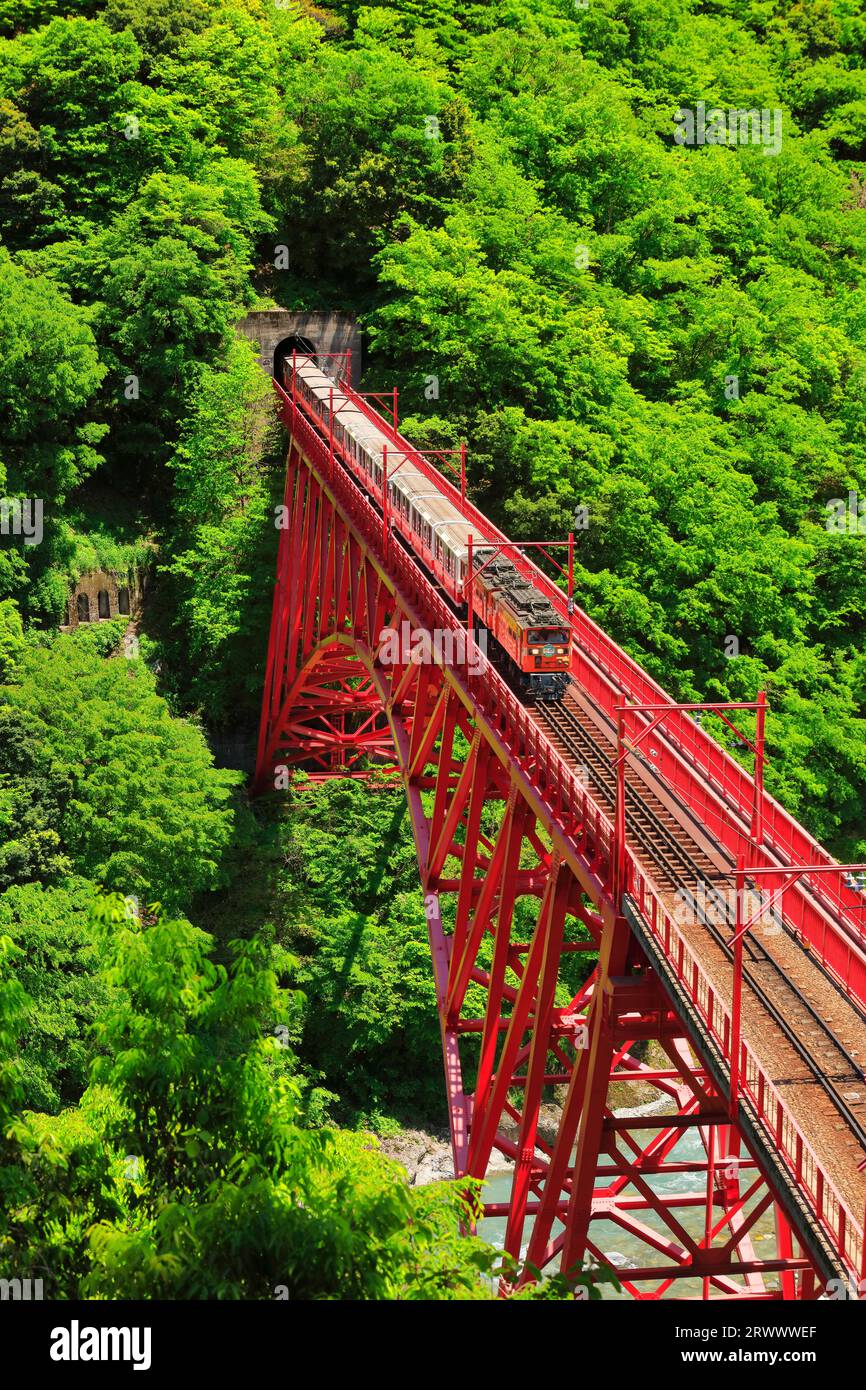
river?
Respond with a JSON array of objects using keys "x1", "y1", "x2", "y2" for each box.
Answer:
[{"x1": 480, "y1": 1126, "x2": 779, "y2": 1298}]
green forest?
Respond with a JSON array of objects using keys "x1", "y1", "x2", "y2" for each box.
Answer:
[{"x1": 1, "y1": 0, "x2": 865, "y2": 1300}]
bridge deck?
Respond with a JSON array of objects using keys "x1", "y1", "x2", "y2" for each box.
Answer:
[
  {"x1": 537, "y1": 691, "x2": 866, "y2": 1222},
  {"x1": 263, "y1": 369, "x2": 866, "y2": 1289}
]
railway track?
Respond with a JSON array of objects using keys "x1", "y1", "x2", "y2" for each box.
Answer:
[{"x1": 535, "y1": 692, "x2": 866, "y2": 1152}]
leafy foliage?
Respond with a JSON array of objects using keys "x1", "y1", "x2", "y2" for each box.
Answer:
[
  {"x1": 3, "y1": 0, "x2": 866, "y2": 1302},
  {"x1": 0, "y1": 894, "x2": 507, "y2": 1299},
  {"x1": 158, "y1": 339, "x2": 282, "y2": 725},
  {"x1": 0, "y1": 633, "x2": 239, "y2": 906},
  {"x1": 0, "y1": 877, "x2": 112, "y2": 1111}
]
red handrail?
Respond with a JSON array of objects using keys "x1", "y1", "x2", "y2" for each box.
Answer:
[
  {"x1": 279, "y1": 380, "x2": 864, "y2": 1282},
  {"x1": 304, "y1": 378, "x2": 866, "y2": 1003}
]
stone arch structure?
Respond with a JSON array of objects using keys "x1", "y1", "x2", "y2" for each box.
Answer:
[
  {"x1": 236, "y1": 310, "x2": 362, "y2": 386},
  {"x1": 63, "y1": 567, "x2": 150, "y2": 631}
]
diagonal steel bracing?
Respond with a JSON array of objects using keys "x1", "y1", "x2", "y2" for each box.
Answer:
[{"x1": 253, "y1": 388, "x2": 861, "y2": 1299}]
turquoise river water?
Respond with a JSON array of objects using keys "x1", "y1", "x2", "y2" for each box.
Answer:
[{"x1": 480, "y1": 1127, "x2": 779, "y2": 1299}]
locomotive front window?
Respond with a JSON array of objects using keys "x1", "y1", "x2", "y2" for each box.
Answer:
[{"x1": 528, "y1": 629, "x2": 568, "y2": 645}]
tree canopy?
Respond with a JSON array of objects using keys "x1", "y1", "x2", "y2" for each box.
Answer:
[{"x1": 2, "y1": 0, "x2": 866, "y2": 1301}]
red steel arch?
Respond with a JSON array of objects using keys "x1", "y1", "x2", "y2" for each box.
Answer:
[{"x1": 255, "y1": 377, "x2": 865, "y2": 1299}]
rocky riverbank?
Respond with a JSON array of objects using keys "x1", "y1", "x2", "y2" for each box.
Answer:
[
  {"x1": 380, "y1": 1094, "x2": 672, "y2": 1186},
  {"x1": 379, "y1": 1128, "x2": 458, "y2": 1185}
]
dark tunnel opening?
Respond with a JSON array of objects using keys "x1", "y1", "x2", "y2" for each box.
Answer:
[{"x1": 273, "y1": 333, "x2": 317, "y2": 384}]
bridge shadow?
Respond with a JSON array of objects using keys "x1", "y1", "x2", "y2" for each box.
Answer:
[
  {"x1": 328, "y1": 796, "x2": 410, "y2": 994},
  {"x1": 196, "y1": 792, "x2": 410, "y2": 1001}
]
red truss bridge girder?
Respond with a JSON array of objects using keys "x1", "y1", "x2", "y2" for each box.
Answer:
[{"x1": 255, "y1": 382, "x2": 863, "y2": 1299}]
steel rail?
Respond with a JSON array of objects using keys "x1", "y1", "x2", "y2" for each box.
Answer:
[
  {"x1": 272, "y1": 370, "x2": 866, "y2": 1284},
  {"x1": 541, "y1": 697, "x2": 866, "y2": 1153}
]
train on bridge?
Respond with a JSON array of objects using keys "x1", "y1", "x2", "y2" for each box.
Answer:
[
  {"x1": 268, "y1": 347, "x2": 866, "y2": 1297},
  {"x1": 286, "y1": 355, "x2": 571, "y2": 701}
]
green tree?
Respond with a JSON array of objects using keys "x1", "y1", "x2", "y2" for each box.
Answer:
[
  {"x1": 0, "y1": 634, "x2": 239, "y2": 907},
  {"x1": 0, "y1": 249, "x2": 105, "y2": 501},
  {"x1": 80, "y1": 895, "x2": 501, "y2": 1299},
  {"x1": 159, "y1": 339, "x2": 282, "y2": 725},
  {"x1": 0, "y1": 877, "x2": 112, "y2": 1111}
]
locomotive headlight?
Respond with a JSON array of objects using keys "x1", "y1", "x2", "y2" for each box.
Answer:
[{"x1": 557, "y1": 647, "x2": 565, "y2": 655}]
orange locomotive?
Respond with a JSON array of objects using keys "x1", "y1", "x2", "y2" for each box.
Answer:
[
  {"x1": 286, "y1": 353, "x2": 571, "y2": 703},
  {"x1": 472, "y1": 550, "x2": 570, "y2": 702}
]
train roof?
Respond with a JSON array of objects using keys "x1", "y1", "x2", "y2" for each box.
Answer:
[
  {"x1": 295, "y1": 356, "x2": 483, "y2": 561},
  {"x1": 293, "y1": 360, "x2": 565, "y2": 619},
  {"x1": 474, "y1": 550, "x2": 562, "y2": 627}
]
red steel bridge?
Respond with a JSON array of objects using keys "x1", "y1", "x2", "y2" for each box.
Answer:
[{"x1": 254, "y1": 356, "x2": 866, "y2": 1300}]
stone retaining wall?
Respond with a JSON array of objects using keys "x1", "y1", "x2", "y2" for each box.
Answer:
[
  {"x1": 61, "y1": 568, "x2": 148, "y2": 630},
  {"x1": 237, "y1": 309, "x2": 362, "y2": 384}
]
